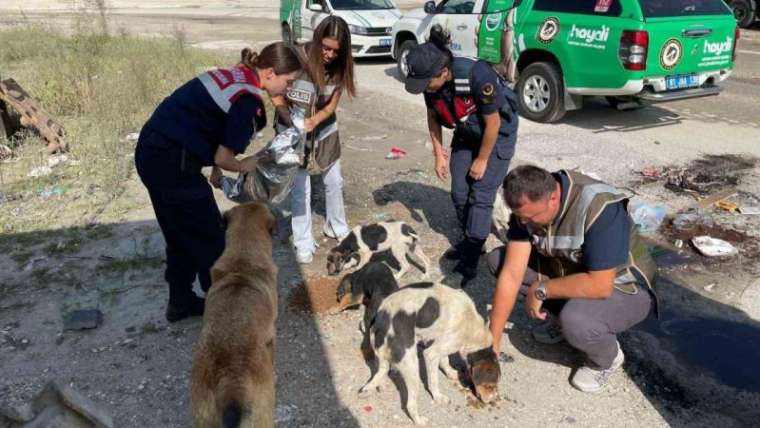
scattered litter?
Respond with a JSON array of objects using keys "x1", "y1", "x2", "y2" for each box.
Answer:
[
  {"x1": 124, "y1": 132, "x2": 140, "y2": 142},
  {"x1": 739, "y1": 205, "x2": 760, "y2": 215},
  {"x1": 637, "y1": 166, "x2": 661, "y2": 178},
  {"x1": 38, "y1": 186, "x2": 65, "y2": 199},
  {"x1": 275, "y1": 404, "x2": 297, "y2": 424},
  {"x1": 47, "y1": 154, "x2": 68, "y2": 168},
  {"x1": 363, "y1": 134, "x2": 387, "y2": 141},
  {"x1": 691, "y1": 236, "x2": 738, "y2": 258},
  {"x1": 704, "y1": 283, "x2": 717, "y2": 293},
  {"x1": 0, "y1": 144, "x2": 12, "y2": 160},
  {"x1": 372, "y1": 212, "x2": 389, "y2": 221},
  {"x1": 674, "y1": 239, "x2": 683, "y2": 249},
  {"x1": 0, "y1": 381, "x2": 113, "y2": 427},
  {"x1": 63, "y1": 309, "x2": 103, "y2": 331},
  {"x1": 385, "y1": 146, "x2": 407, "y2": 160},
  {"x1": 27, "y1": 166, "x2": 52, "y2": 178},
  {"x1": 629, "y1": 202, "x2": 667, "y2": 233},
  {"x1": 714, "y1": 200, "x2": 738, "y2": 213},
  {"x1": 672, "y1": 210, "x2": 713, "y2": 232},
  {"x1": 363, "y1": 405, "x2": 374, "y2": 412}
]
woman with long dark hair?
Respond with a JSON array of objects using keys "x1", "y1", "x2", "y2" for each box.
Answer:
[
  {"x1": 136, "y1": 43, "x2": 302, "y2": 322},
  {"x1": 404, "y1": 25, "x2": 520, "y2": 286},
  {"x1": 274, "y1": 16, "x2": 357, "y2": 264}
]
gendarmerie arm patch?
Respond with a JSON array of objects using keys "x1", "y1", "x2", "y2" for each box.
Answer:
[{"x1": 481, "y1": 82, "x2": 495, "y2": 104}]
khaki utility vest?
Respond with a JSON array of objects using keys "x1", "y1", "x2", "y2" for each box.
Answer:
[{"x1": 526, "y1": 170, "x2": 657, "y2": 299}]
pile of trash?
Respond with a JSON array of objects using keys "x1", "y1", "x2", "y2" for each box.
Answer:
[{"x1": 636, "y1": 154, "x2": 756, "y2": 195}]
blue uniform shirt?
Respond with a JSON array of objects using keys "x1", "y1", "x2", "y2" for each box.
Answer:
[
  {"x1": 507, "y1": 173, "x2": 631, "y2": 271},
  {"x1": 143, "y1": 77, "x2": 264, "y2": 166}
]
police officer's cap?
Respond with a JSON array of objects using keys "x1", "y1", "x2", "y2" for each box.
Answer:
[{"x1": 404, "y1": 42, "x2": 447, "y2": 95}]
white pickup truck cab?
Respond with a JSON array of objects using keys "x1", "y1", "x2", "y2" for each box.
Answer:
[{"x1": 281, "y1": 0, "x2": 402, "y2": 57}]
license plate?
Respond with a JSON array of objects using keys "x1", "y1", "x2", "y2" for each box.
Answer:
[
  {"x1": 379, "y1": 38, "x2": 391, "y2": 47},
  {"x1": 665, "y1": 74, "x2": 699, "y2": 90}
]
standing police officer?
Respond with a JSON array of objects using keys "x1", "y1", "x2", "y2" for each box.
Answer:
[
  {"x1": 404, "y1": 25, "x2": 519, "y2": 286},
  {"x1": 135, "y1": 44, "x2": 302, "y2": 322}
]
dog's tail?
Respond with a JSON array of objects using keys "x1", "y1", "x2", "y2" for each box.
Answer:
[
  {"x1": 216, "y1": 380, "x2": 253, "y2": 428},
  {"x1": 222, "y1": 402, "x2": 244, "y2": 428}
]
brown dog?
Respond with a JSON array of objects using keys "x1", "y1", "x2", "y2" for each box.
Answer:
[{"x1": 190, "y1": 202, "x2": 278, "y2": 428}]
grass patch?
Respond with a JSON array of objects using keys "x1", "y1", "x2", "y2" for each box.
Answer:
[
  {"x1": 0, "y1": 17, "x2": 231, "y2": 235},
  {"x1": 96, "y1": 256, "x2": 164, "y2": 274}
]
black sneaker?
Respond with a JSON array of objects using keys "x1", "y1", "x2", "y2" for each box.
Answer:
[
  {"x1": 444, "y1": 243, "x2": 485, "y2": 261},
  {"x1": 165, "y1": 295, "x2": 205, "y2": 323},
  {"x1": 453, "y1": 261, "x2": 478, "y2": 287}
]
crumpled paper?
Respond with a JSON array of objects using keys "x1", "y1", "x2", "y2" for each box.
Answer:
[{"x1": 222, "y1": 107, "x2": 306, "y2": 204}]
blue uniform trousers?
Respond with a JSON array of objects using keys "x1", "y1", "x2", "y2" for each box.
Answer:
[
  {"x1": 449, "y1": 135, "x2": 511, "y2": 246},
  {"x1": 134, "y1": 129, "x2": 225, "y2": 303}
]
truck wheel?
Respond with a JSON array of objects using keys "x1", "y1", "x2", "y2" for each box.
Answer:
[
  {"x1": 729, "y1": 0, "x2": 756, "y2": 28},
  {"x1": 396, "y1": 40, "x2": 417, "y2": 81},
  {"x1": 282, "y1": 23, "x2": 293, "y2": 44},
  {"x1": 516, "y1": 62, "x2": 566, "y2": 123}
]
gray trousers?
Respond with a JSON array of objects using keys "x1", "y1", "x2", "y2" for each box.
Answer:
[{"x1": 487, "y1": 246, "x2": 652, "y2": 368}]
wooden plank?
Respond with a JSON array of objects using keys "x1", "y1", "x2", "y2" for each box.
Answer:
[{"x1": 0, "y1": 78, "x2": 66, "y2": 153}]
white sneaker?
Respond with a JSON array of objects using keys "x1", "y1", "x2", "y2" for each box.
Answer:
[
  {"x1": 571, "y1": 341, "x2": 625, "y2": 393},
  {"x1": 296, "y1": 251, "x2": 313, "y2": 264},
  {"x1": 532, "y1": 317, "x2": 565, "y2": 344},
  {"x1": 323, "y1": 226, "x2": 349, "y2": 242}
]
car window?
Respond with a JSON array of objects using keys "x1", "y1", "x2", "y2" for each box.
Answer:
[
  {"x1": 439, "y1": 0, "x2": 477, "y2": 14},
  {"x1": 638, "y1": 0, "x2": 730, "y2": 17},
  {"x1": 330, "y1": 0, "x2": 395, "y2": 10},
  {"x1": 532, "y1": 0, "x2": 622, "y2": 16}
]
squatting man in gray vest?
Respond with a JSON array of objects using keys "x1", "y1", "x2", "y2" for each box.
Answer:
[{"x1": 487, "y1": 165, "x2": 658, "y2": 392}]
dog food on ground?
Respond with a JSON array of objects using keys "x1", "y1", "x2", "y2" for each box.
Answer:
[{"x1": 287, "y1": 276, "x2": 341, "y2": 314}]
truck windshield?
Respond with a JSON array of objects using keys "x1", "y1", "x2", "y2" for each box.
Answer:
[
  {"x1": 639, "y1": 0, "x2": 730, "y2": 17},
  {"x1": 330, "y1": 0, "x2": 395, "y2": 10}
]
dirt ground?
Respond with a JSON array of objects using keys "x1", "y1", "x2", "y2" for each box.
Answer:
[{"x1": 2, "y1": 2, "x2": 760, "y2": 427}]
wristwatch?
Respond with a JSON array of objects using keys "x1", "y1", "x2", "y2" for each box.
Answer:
[{"x1": 535, "y1": 281, "x2": 548, "y2": 301}]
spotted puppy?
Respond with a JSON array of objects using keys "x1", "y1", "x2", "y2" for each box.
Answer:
[
  {"x1": 328, "y1": 261, "x2": 400, "y2": 333},
  {"x1": 361, "y1": 282, "x2": 500, "y2": 425},
  {"x1": 326, "y1": 221, "x2": 429, "y2": 280}
]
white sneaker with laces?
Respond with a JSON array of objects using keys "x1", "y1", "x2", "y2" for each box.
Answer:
[
  {"x1": 571, "y1": 340, "x2": 625, "y2": 393},
  {"x1": 532, "y1": 317, "x2": 565, "y2": 344},
  {"x1": 324, "y1": 226, "x2": 349, "y2": 241},
  {"x1": 296, "y1": 251, "x2": 313, "y2": 264}
]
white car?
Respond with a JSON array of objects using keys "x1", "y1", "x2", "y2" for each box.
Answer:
[
  {"x1": 392, "y1": 0, "x2": 487, "y2": 76},
  {"x1": 280, "y1": 0, "x2": 402, "y2": 57}
]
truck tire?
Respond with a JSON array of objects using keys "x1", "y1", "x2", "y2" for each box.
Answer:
[
  {"x1": 282, "y1": 23, "x2": 293, "y2": 44},
  {"x1": 728, "y1": 0, "x2": 756, "y2": 28},
  {"x1": 516, "y1": 62, "x2": 566, "y2": 123},
  {"x1": 396, "y1": 40, "x2": 417, "y2": 81}
]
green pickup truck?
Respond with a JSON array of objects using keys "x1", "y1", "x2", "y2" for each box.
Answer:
[{"x1": 392, "y1": 0, "x2": 739, "y2": 122}]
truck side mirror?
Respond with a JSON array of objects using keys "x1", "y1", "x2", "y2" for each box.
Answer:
[
  {"x1": 424, "y1": 1, "x2": 436, "y2": 14},
  {"x1": 308, "y1": 3, "x2": 324, "y2": 12}
]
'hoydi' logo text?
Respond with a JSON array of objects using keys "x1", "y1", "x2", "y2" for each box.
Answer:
[
  {"x1": 569, "y1": 24, "x2": 609, "y2": 44},
  {"x1": 703, "y1": 37, "x2": 733, "y2": 56}
]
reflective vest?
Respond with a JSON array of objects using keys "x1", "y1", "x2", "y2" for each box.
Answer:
[
  {"x1": 427, "y1": 58, "x2": 518, "y2": 139},
  {"x1": 525, "y1": 170, "x2": 659, "y2": 309},
  {"x1": 198, "y1": 64, "x2": 267, "y2": 129}
]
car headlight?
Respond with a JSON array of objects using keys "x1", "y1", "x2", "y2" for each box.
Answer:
[{"x1": 348, "y1": 24, "x2": 369, "y2": 36}]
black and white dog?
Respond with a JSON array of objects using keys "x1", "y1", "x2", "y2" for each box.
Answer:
[
  {"x1": 360, "y1": 282, "x2": 500, "y2": 425},
  {"x1": 328, "y1": 261, "x2": 400, "y2": 333},
  {"x1": 326, "y1": 221, "x2": 429, "y2": 280}
]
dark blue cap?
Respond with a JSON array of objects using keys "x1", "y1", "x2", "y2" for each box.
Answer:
[{"x1": 404, "y1": 42, "x2": 447, "y2": 94}]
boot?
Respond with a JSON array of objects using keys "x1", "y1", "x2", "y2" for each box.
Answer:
[{"x1": 166, "y1": 283, "x2": 205, "y2": 323}]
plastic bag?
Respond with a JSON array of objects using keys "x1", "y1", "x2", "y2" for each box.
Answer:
[
  {"x1": 222, "y1": 104, "x2": 306, "y2": 204},
  {"x1": 629, "y1": 202, "x2": 667, "y2": 233}
]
